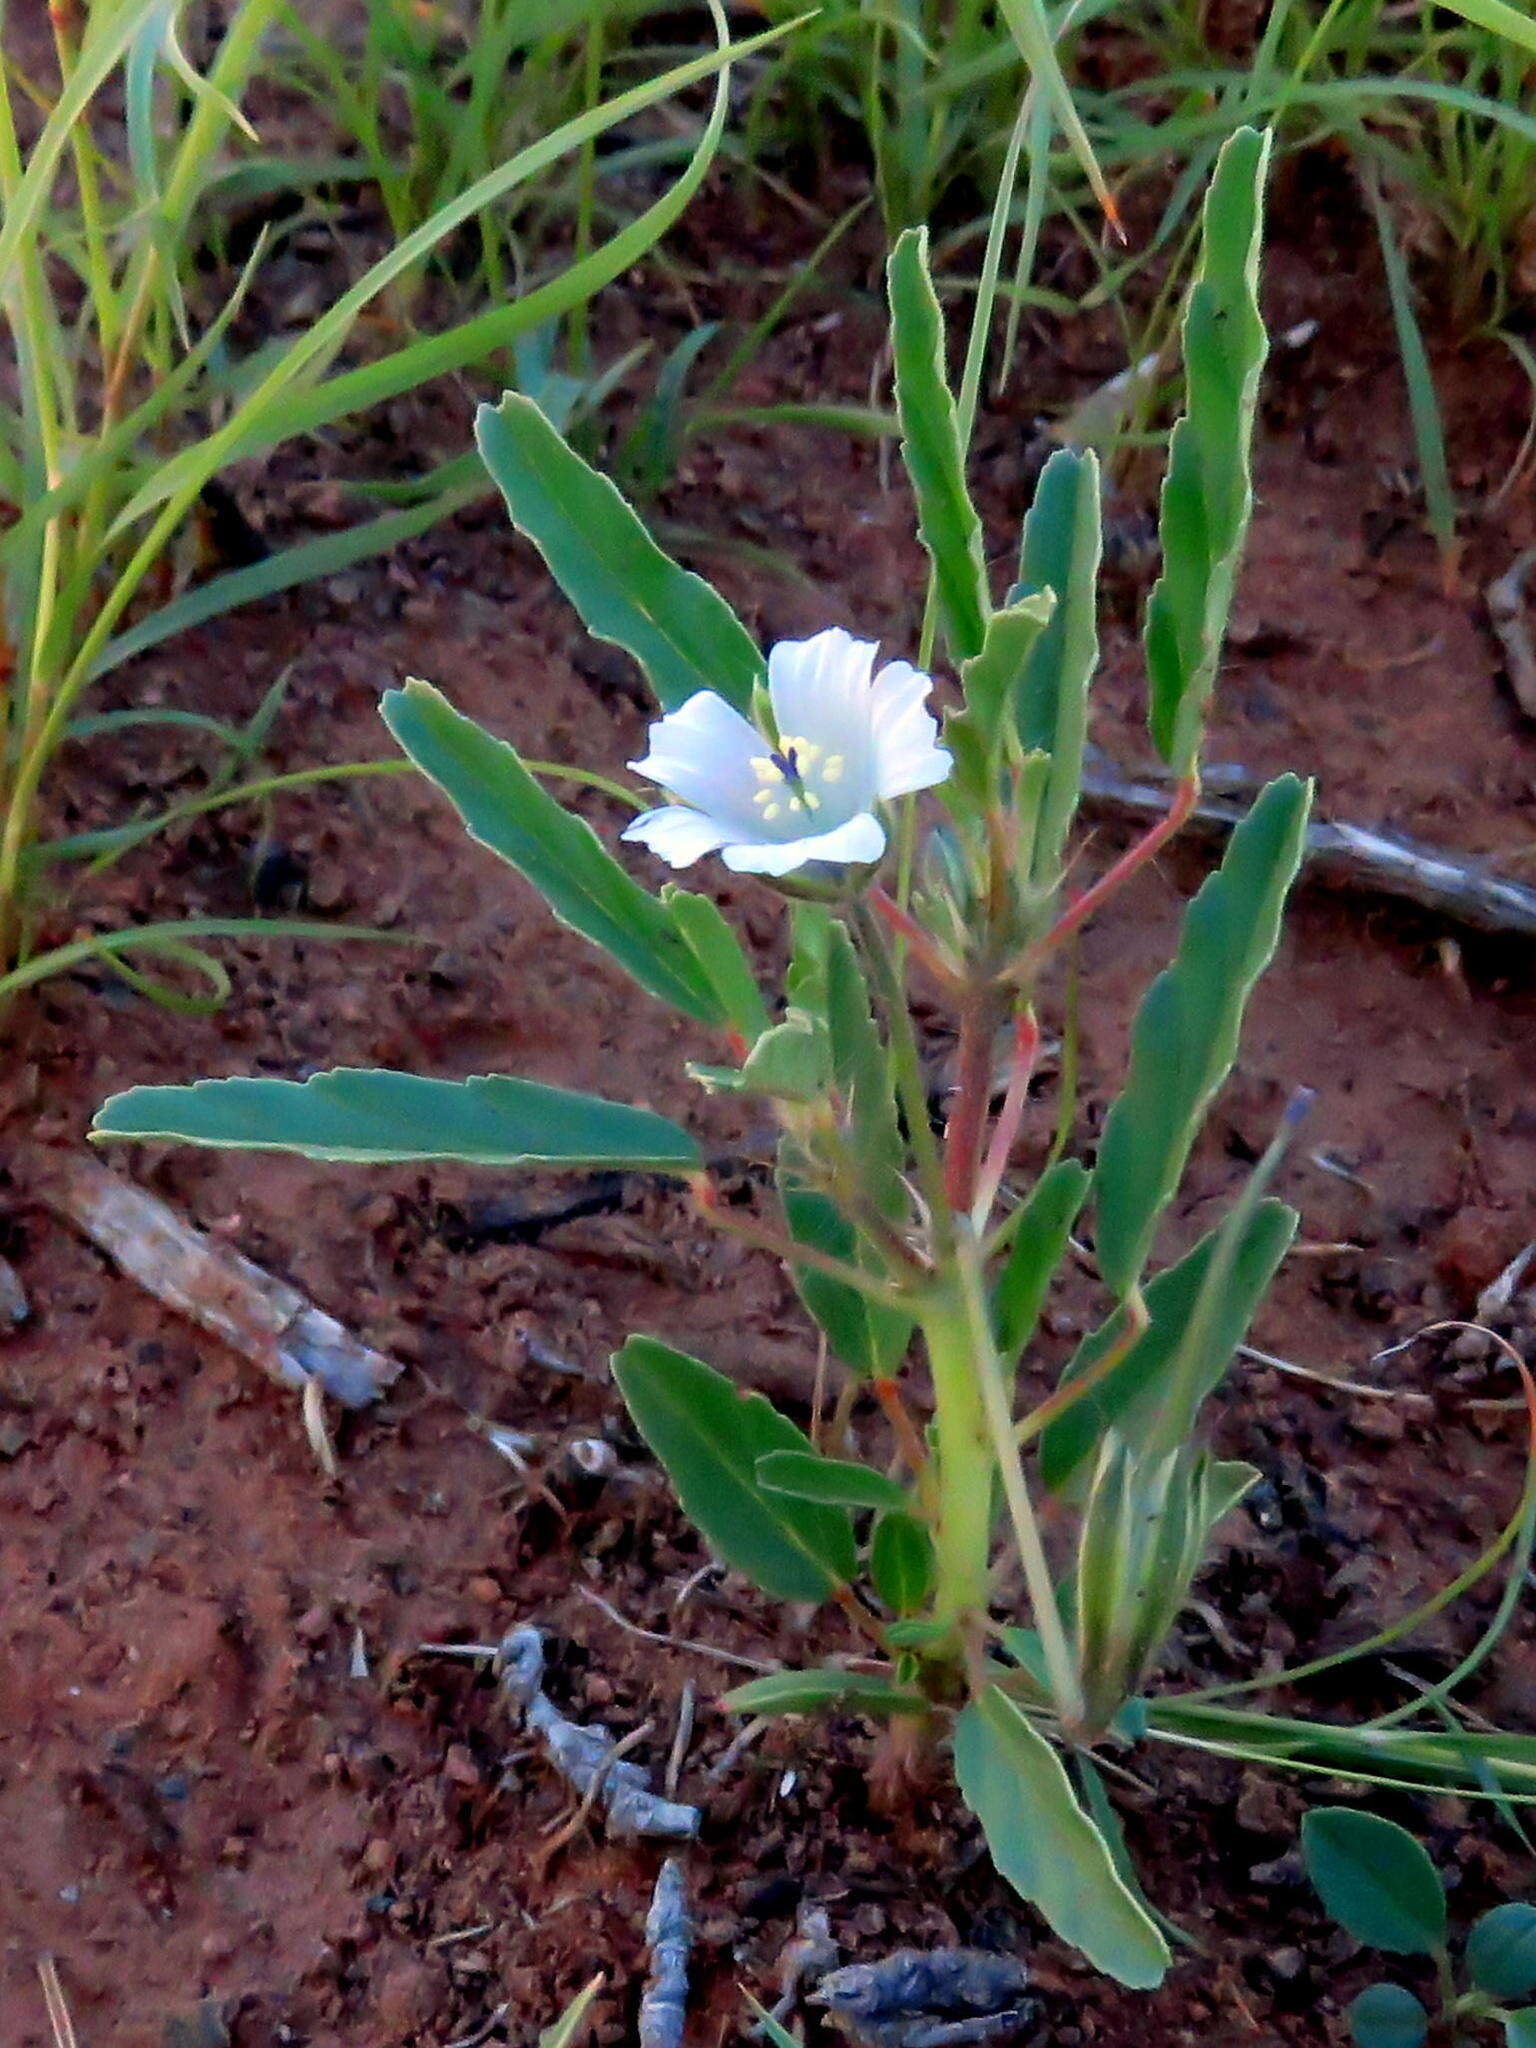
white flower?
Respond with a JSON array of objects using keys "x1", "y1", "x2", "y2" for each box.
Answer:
[{"x1": 622, "y1": 628, "x2": 951, "y2": 878}]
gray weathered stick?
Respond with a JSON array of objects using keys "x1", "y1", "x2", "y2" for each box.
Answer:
[
  {"x1": 639, "y1": 1859, "x2": 693, "y2": 2048},
  {"x1": 26, "y1": 1149, "x2": 398, "y2": 1407},
  {"x1": 1079, "y1": 754, "x2": 1536, "y2": 940},
  {"x1": 497, "y1": 1627, "x2": 700, "y2": 1841},
  {"x1": 1488, "y1": 547, "x2": 1536, "y2": 720}
]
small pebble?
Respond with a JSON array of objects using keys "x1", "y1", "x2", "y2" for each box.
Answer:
[{"x1": 1349, "y1": 1403, "x2": 1407, "y2": 1445}]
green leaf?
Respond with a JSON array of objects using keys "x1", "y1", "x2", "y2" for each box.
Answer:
[
  {"x1": 946, "y1": 593, "x2": 1055, "y2": 795},
  {"x1": 662, "y1": 886, "x2": 769, "y2": 1042},
  {"x1": 745, "y1": 1996, "x2": 805, "y2": 2048},
  {"x1": 722, "y1": 1668, "x2": 927, "y2": 1717},
  {"x1": 870, "y1": 1510, "x2": 935, "y2": 1616},
  {"x1": 475, "y1": 392, "x2": 762, "y2": 714},
  {"x1": 824, "y1": 921, "x2": 905, "y2": 1222},
  {"x1": 1092, "y1": 772, "x2": 1310, "y2": 1299},
  {"x1": 1469, "y1": 1905, "x2": 1536, "y2": 1999},
  {"x1": 1367, "y1": 174, "x2": 1457, "y2": 572},
  {"x1": 993, "y1": 0, "x2": 1115, "y2": 227},
  {"x1": 540, "y1": 1975, "x2": 604, "y2": 2048},
  {"x1": 612, "y1": 1336, "x2": 856, "y2": 1602},
  {"x1": 1506, "y1": 2011, "x2": 1536, "y2": 2048},
  {"x1": 1301, "y1": 1809, "x2": 1447, "y2": 1956},
  {"x1": 1039, "y1": 1198, "x2": 1295, "y2": 1493},
  {"x1": 953, "y1": 1688, "x2": 1170, "y2": 1988},
  {"x1": 92, "y1": 1067, "x2": 700, "y2": 1170},
  {"x1": 1149, "y1": 1699, "x2": 1536, "y2": 1800},
  {"x1": 756, "y1": 1450, "x2": 909, "y2": 1513},
  {"x1": 743, "y1": 1017, "x2": 830, "y2": 1102},
  {"x1": 1346, "y1": 1985, "x2": 1429, "y2": 2048},
  {"x1": 1074, "y1": 1753, "x2": 1196, "y2": 1954},
  {"x1": 884, "y1": 1616, "x2": 952, "y2": 1653},
  {"x1": 786, "y1": 902, "x2": 832, "y2": 1010},
  {"x1": 104, "y1": 7, "x2": 765, "y2": 543},
  {"x1": 993, "y1": 1158, "x2": 1090, "y2": 1361},
  {"x1": 1013, "y1": 448, "x2": 1103, "y2": 880},
  {"x1": 1431, "y1": 0, "x2": 1536, "y2": 55},
  {"x1": 1144, "y1": 127, "x2": 1272, "y2": 773},
  {"x1": 780, "y1": 1168, "x2": 914, "y2": 1379},
  {"x1": 887, "y1": 227, "x2": 989, "y2": 666},
  {"x1": 382, "y1": 680, "x2": 721, "y2": 1023}
]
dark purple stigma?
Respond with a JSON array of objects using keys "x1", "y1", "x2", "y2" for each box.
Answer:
[{"x1": 771, "y1": 746, "x2": 800, "y2": 783}]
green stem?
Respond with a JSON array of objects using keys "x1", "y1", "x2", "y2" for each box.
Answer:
[
  {"x1": 952, "y1": 1220, "x2": 1086, "y2": 1728},
  {"x1": 920, "y1": 1286, "x2": 997, "y2": 1634}
]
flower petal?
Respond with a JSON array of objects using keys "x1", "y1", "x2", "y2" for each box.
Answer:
[
  {"x1": 720, "y1": 810, "x2": 886, "y2": 877},
  {"x1": 629, "y1": 690, "x2": 767, "y2": 831},
  {"x1": 622, "y1": 803, "x2": 733, "y2": 869},
  {"x1": 767, "y1": 629, "x2": 878, "y2": 801},
  {"x1": 868, "y1": 659, "x2": 952, "y2": 799}
]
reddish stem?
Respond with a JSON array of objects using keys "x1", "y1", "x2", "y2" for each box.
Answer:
[
  {"x1": 1038, "y1": 773, "x2": 1199, "y2": 958},
  {"x1": 867, "y1": 886, "x2": 962, "y2": 990},
  {"x1": 872, "y1": 1375, "x2": 930, "y2": 1476},
  {"x1": 972, "y1": 1009, "x2": 1041, "y2": 1223},
  {"x1": 942, "y1": 995, "x2": 1001, "y2": 1215}
]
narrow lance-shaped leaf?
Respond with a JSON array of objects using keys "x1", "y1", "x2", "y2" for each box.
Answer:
[
  {"x1": 1430, "y1": 0, "x2": 1536, "y2": 56},
  {"x1": 946, "y1": 592, "x2": 1054, "y2": 797},
  {"x1": 1092, "y1": 771, "x2": 1310, "y2": 1299},
  {"x1": 953, "y1": 1688, "x2": 1169, "y2": 1988},
  {"x1": 475, "y1": 393, "x2": 762, "y2": 714},
  {"x1": 723, "y1": 1669, "x2": 927, "y2": 1717},
  {"x1": 613, "y1": 1336, "x2": 857, "y2": 1602},
  {"x1": 824, "y1": 921, "x2": 905, "y2": 1224},
  {"x1": 1144, "y1": 126, "x2": 1272, "y2": 773},
  {"x1": 993, "y1": 1156, "x2": 1090, "y2": 1362},
  {"x1": 111, "y1": 9, "x2": 769, "y2": 532},
  {"x1": 781, "y1": 916, "x2": 913, "y2": 1376},
  {"x1": 887, "y1": 227, "x2": 989, "y2": 666},
  {"x1": 994, "y1": 0, "x2": 1116, "y2": 226},
  {"x1": 1137, "y1": 1088, "x2": 1307, "y2": 1463},
  {"x1": 1013, "y1": 447, "x2": 1103, "y2": 882},
  {"x1": 1149, "y1": 1699, "x2": 1536, "y2": 1799},
  {"x1": 382, "y1": 680, "x2": 723, "y2": 1024},
  {"x1": 756, "y1": 1450, "x2": 909, "y2": 1513},
  {"x1": 662, "y1": 885, "x2": 769, "y2": 1042},
  {"x1": 1039, "y1": 1197, "x2": 1295, "y2": 1494},
  {"x1": 780, "y1": 1170, "x2": 913, "y2": 1378},
  {"x1": 92, "y1": 1068, "x2": 701, "y2": 1171}
]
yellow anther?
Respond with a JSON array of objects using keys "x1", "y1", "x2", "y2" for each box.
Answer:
[
  {"x1": 761, "y1": 802, "x2": 781, "y2": 821},
  {"x1": 822, "y1": 755, "x2": 845, "y2": 783},
  {"x1": 751, "y1": 755, "x2": 779, "y2": 784}
]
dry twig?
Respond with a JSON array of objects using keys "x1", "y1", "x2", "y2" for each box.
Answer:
[
  {"x1": 1488, "y1": 547, "x2": 1536, "y2": 719},
  {"x1": 639, "y1": 1859, "x2": 694, "y2": 2048},
  {"x1": 1079, "y1": 753, "x2": 1536, "y2": 940},
  {"x1": 37, "y1": 1957, "x2": 79, "y2": 2048},
  {"x1": 26, "y1": 1149, "x2": 398, "y2": 1408},
  {"x1": 497, "y1": 1626, "x2": 699, "y2": 1840}
]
